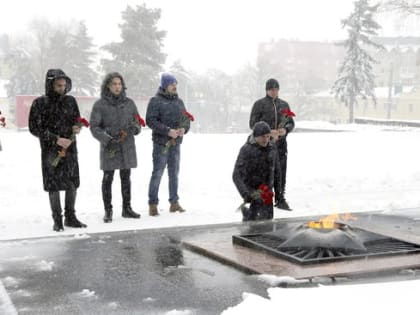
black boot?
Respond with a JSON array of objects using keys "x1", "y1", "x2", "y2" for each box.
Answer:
[
  {"x1": 121, "y1": 169, "x2": 140, "y2": 219},
  {"x1": 49, "y1": 191, "x2": 64, "y2": 232},
  {"x1": 64, "y1": 212, "x2": 88, "y2": 228},
  {"x1": 103, "y1": 209, "x2": 113, "y2": 223},
  {"x1": 275, "y1": 197, "x2": 292, "y2": 211},
  {"x1": 102, "y1": 171, "x2": 114, "y2": 223},
  {"x1": 64, "y1": 189, "x2": 87, "y2": 228},
  {"x1": 122, "y1": 206, "x2": 141, "y2": 218}
]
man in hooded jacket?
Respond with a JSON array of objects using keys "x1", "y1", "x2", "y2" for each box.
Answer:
[
  {"x1": 29, "y1": 69, "x2": 87, "y2": 231},
  {"x1": 90, "y1": 72, "x2": 142, "y2": 222}
]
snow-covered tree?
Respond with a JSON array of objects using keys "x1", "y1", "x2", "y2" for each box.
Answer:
[
  {"x1": 4, "y1": 19, "x2": 98, "y2": 97},
  {"x1": 101, "y1": 4, "x2": 166, "y2": 98},
  {"x1": 46, "y1": 21, "x2": 98, "y2": 96},
  {"x1": 332, "y1": 0, "x2": 384, "y2": 123},
  {"x1": 67, "y1": 22, "x2": 98, "y2": 96}
]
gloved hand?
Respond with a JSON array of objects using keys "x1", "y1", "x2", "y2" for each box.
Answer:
[
  {"x1": 251, "y1": 198, "x2": 264, "y2": 207},
  {"x1": 128, "y1": 125, "x2": 138, "y2": 135},
  {"x1": 118, "y1": 129, "x2": 128, "y2": 143},
  {"x1": 109, "y1": 137, "x2": 119, "y2": 144},
  {"x1": 244, "y1": 194, "x2": 254, "y2": 203}
]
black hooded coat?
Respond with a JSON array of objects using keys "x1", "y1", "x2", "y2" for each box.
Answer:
[{"x1": 29, "y1": 69, "x2": 81, "y2": 192}]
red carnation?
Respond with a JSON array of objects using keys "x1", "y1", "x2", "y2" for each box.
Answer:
[
  {"x1": 258, "y1": 184, "x2": 274, "y2": 205},
  {"x1": 280, "y1": 108, "x2": 296, "y2": 117},
  {"x1": 52, "y1": 116, "x2": 88, "y2": 167},
  {"x1": 134, "y1": 114, "x2": 146, "y2": 127},
  {"x1": 77, "y1": 117, "x2": 90, "y2": 128},
  {"x1": 184, "y1": 111, "x2": 195, "y2": 122}
]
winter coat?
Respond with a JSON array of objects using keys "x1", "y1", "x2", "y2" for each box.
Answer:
[
  {"x1": 29, "y1": 69, "x2": 80, "y2": 192},
  {"x1": 90, "y1": 91, "x2": 141, "y2": 171},
  {"x1": 232, "y1": 135, "x2": 276, "y2": 202},
  {"x1": 146, "y1": 88, "x2": 190, "y2": 145},
  {"x1": 249, "y1": 95, "x2": 295, "y2": 156}
]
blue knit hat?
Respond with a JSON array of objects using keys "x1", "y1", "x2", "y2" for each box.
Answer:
[{"x1": 160, "y1": 73, "x2": 178, "y2": 90}]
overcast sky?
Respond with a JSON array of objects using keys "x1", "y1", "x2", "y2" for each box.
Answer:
[{"x1": 0, "y1": 0, "x2": 418, "y2": 73}]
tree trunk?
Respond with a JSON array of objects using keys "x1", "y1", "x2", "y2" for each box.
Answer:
[{"x1": 349, "y1": 97, "x2": 354, "y2": 123}]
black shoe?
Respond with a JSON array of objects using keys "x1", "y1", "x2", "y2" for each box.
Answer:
[
  {"x1": 122, "y1": 206, "x2": 141, "y2": 218},
  {"x1": 53, "y1": 217, "x2": 64, "y2": 232},
  {"x1": 275, "y1": 199, "x2": 292, "y2": 211},
  {"x1": 241, "y1": 205, "x2": 252, "y2": 222},
  {"x1": 64, "y1": 215, "x2": 87, "y2": 228},
  {"x1": 103, "y1": 210, "x2": 113, "y2": 223}
]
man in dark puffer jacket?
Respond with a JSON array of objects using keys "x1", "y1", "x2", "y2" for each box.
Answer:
[
  {"x1": 233, "y1": 121, "x2": 275, "y2": 221},
  {"x1": 146, "y1": 73, "x2": 191, "y2": 216}
]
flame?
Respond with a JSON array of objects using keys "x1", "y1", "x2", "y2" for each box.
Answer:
[{"x1": 307, "y1": 213, "x2": 357, "y2": 229}]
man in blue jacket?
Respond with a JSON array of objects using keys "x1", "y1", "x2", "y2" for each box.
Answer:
[{"x1": 146, "y1": 73, "x2": 191, "y2": 216}]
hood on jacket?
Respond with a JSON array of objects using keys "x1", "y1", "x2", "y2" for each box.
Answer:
[
  {"x1": 100, "y1": 72, "x2": 127, "y2": 99},
  {"x1": 45, "y1": 69, "x2": 72, "y2": 96}
]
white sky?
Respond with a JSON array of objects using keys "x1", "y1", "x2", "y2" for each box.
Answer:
[{"x1": 0, "y1": 0, "x2": 418, "y2": 73}]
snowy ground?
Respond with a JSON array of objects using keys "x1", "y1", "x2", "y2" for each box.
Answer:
[
  {"x1": 1, "y1": 122, "x2": 419, "y2": 240},
  {"x1": 1, "y1": 122, "x2": 420, "y2": 314}
]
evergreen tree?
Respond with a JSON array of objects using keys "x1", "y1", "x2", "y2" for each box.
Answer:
[
  {"x1": 46, "y1": 29, "x2": 72, "y2": 70},
  {"x1": 4, "y1": 19, "x2": 98, "y2": 98},
  {"x1": 332, "y1": 0, "x2": 384, "y2": 123},
  {"x1": 170, "y1": 59, "x2": 190, "y2": 100},
  {"x1": 101, "y1": 4, "x2": 166, "y2": 98},
  {"x1": 67, "y1": 22, "x2": 98, "y2": 96},
  {"x1": 4, "y1": 49, "x2": 40, "y2": 96},
  {"x1": 47, "y1": 22, "x2": 97, "y2": 95}
]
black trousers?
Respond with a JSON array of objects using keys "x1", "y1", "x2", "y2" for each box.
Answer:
[
  {"x1": 102, "y1": 169, "x2": 131, "y2": 210},
  {"x1": 48, "y1": 187, "x2": 77, "y2": 218},
  {"x1": 274, "y1": 153, "x2": 287, "y2": 201}
]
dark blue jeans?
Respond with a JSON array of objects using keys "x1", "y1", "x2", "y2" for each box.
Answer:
[{"x1": 148, "y1": 142, "x2": 180, "y2": 205}]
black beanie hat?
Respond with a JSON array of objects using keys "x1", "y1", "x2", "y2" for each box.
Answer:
[
  {"x1": 265, "y1": 78, "x2": 279, "y2": 90},
  {"x1": 253, "y1": 121, "x2": 271, "y2": 137}
]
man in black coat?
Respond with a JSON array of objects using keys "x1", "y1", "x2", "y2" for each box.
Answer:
[
  {"x1": 233, "y1": 121, "x2": 275, "y2": 221},
  {"x1": 249, "y1": 78, "x2": 295, "y2": 210},
  {"x1": 29, "y1": 69, "x2": 87, "y2": 231},
  {"x1": 146, "y1": 73, "x2": 191, "y2": 216}
]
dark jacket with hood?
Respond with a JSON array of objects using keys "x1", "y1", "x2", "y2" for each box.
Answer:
[
  {"x1": 29, "y1": 69, "x2": 80, "y2": 192},
  {"x1": 89, "y1": 73, "x2": 141, "y2": 171},
  {"x1": 146, "y1": 88, "x2": 190, "y2": 146},
  {"x1": 249, "y1": 96, "x2": 295, "y2": 156},
  {"x1": 232, "y1": 135, "x2": 276, "y2": 201}
]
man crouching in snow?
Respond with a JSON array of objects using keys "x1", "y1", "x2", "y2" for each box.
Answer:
[{"x1": 233, "y1": 121, "x2": 276, "y2": 221}]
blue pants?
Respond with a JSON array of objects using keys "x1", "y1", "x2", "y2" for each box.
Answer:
[{"x1": 148, "y1": 142, "x2": 180, "y2": 205}]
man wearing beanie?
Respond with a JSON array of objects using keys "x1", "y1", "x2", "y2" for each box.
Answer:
[
  {"x1": 233, "y1": 121, "x2": 275, "y2": 221},
  {"x1": 146, "y1": 73, "x2": 191, "y2": 216},
  {"x1": 249, "y1": 78, "x2": 295, "y2": 210}
]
